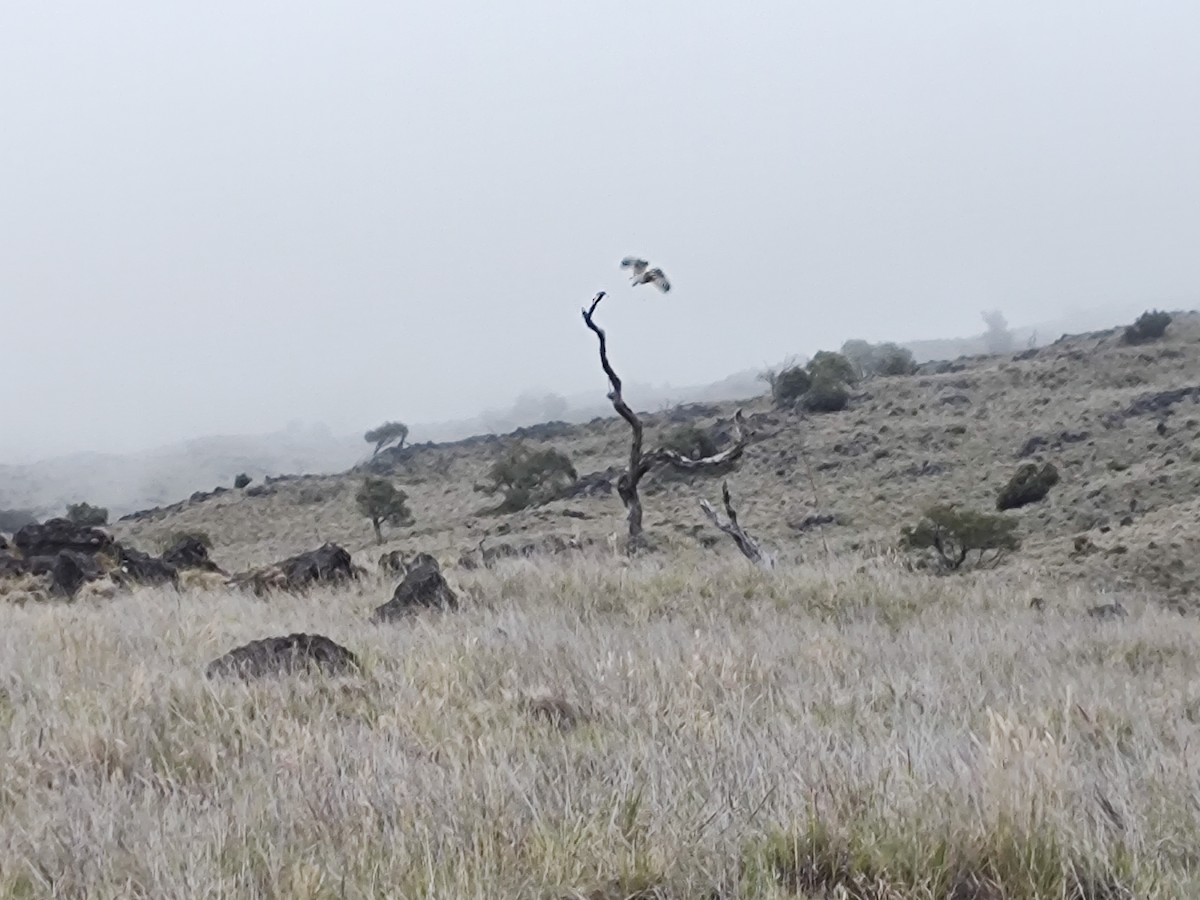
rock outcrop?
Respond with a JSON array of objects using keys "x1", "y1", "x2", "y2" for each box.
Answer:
[{"x1": 205, "y1": 633, "x2": 360, "y2": 679}]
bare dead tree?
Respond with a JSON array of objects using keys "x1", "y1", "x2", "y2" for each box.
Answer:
[
  {"x1": 581, "y1": 292, "x2": 747, "y2": 550},
  {"x1": 700, "y1": 481, "x2": 774, "y2": 569}
]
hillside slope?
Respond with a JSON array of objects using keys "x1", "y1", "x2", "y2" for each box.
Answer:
[{"x1": 111, "y1": 311, "x2": 1200, "y2": 605}]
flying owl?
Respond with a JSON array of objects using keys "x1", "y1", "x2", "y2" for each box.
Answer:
[{"x1": 620, "y1": 257, "x2": 670, "y2": 293}]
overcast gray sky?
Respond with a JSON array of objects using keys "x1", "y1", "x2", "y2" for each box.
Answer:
[{"x1": 2, "y1": 1, "x2": 1198, "y2": 462}]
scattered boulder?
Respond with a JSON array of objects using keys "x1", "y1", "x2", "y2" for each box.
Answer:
[
  {"x1": 229, "y1": 542, "x2": 358, "y2": 596},
  {"x1": 1124, "y1": 386, "x2": 1200, "y2": 419},
  {"x1": 13, "y1": 518, "x2": 114, "y2": 559},
  {"x1": 561, "y1": 467, "x2": 621, "y2": 499},
  {"x1": 112, "y1": 546, "x2": 177, "y2": 586},
  {"x1": 277, "y1": 542, "x2": 357, "y2": 589},
  {"x1": 373, "y1": 555, "x2": 458, "y2": 621},
  {"x1": 51, "y1": 551, "x2": 105, "y2": 598},
  {"x1": 162, "y1": 536, "x2": 224, "y2": 573},
  {"x1": 996, "y1": 462, "x2": 1060, "y2": 511},
  {"x1": 205, "y1": 633, "x2": 361, "y2": 680}
]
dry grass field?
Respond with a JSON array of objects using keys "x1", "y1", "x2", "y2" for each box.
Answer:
[{"x1": 4, "y1": 311, "x2": 1200, "y2": 897}]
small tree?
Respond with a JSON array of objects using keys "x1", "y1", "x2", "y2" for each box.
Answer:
[
  {"x1": 355, "y1": 477, "x2": 414, "y2": 544},
  {"x1": 364, "y1": 421, "x2": 409, "y2": 456},
  {"x1": 65, "y1": 502, "x2": 108, "y2": 527},
  {"x1": 900, "y1": 504, "x2": 1020, "y2": 571},
  {"x1": 481, "y1": 443, "x2": 577, "y2": 513},
  {"x1": 234, "y1": 473, "x2": 252, "y2": 489},
  {"x1": 1123, "y1": 310, "x2": 1171, "y2": 345},
  {"x1": 981, "y1": 310, "x2": 1014, "y2": 354}
]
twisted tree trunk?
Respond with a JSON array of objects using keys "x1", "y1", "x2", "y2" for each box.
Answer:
[{"x1": 581, "y1": 292, "x2": 747, "y2": 551}]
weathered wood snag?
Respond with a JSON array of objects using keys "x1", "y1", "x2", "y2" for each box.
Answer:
[
  {"x1": 700, "y1": 481, "x2": 774, "y2": 569},
  {"x1": 581, "y1": 291, "x2": 747, "y2": 550}
]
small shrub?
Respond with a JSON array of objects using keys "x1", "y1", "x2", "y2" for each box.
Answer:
[
  {"x1": 659, "y1": 423, "x2": 718, "y2": 460},
  {"x1": 480, "y1": 443, "x2": 577, "y2": 513},
  {"x1": 233, "y1": 473, "x2": 252, "y2": 489},
  {"x1": 900, "y1": 504, "x2": 1020, "y2": 570},
  {"x1": 0, "y1": 508, "x2": 38, "y2": 533},
  {"x1": 841, "y1": 339, "x2": 917, "y2": 377},
  {"x1": 65, "y1": 502, "x2": 108, "y2": 527},
  {"x1": 1123, "y1": 309, "x2": 1171, "y2": 345},
  {"x1": 158, "y1": 530, "x2": 213, "y2": 554},
  {"x1": 807, "y1": 350, "x2": 858, "y2": 385},
  {"x1": 996, "y1": 462, "x2": 1060, "y2": 511},
  {"x1": 768, "y1": 365, "x2": 811, "y2": 408},
  {"x1": 801, "y1": 376, "x2": 850, "y2": 413},
  {"x1": 871, "y1": 342, "x2": 918, "y2": 376},
  {"x1": 355, "y1": 477, "x2": 414, "y2": 544}
]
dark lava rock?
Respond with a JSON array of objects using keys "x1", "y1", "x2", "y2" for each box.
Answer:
[
  {"x1": 373, "y1": 556, "x2": 458, "y2": 621},
  {"x1": 997, "y1": 462, "x2": 1060, "y2": 511},
  {"x1": 114, "y1": 546, "x2": 178, "y2": 586},
  {"x1": 205, "y1": 633, "x2": 360, "y2": 679},
  {"x1": 560, "y1": 467, "x2": 620, "y2": 499},
  {"x1": 277, "y1": 542, "x2": 357, "y2": 590},
  {"x1": 1124, "y1": 386, "x2": 1200, "y2": 418},
  {"x1": 162, "y1": 536, "x2": 223, "y2": 573},
  {"x1": 14, "y1": 518, "x2": 113, "y2": 558},
  {"x1": 52, "y1": 551, "x2": 104, "y2": 597}
]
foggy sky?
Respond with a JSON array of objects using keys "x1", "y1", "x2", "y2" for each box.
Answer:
[{"x1": 3, "y1": 1, "x2": 1198, "y2": 462}]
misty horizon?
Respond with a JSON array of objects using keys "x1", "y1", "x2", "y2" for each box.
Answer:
[{"x1": 4, "y1": 2, "x2": 1199, "y2": 463}]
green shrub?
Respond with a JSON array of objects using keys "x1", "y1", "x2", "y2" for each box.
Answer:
[
  {"x1": 996, "y1": 462, "x2": 1060, "y2": 511},
  {"x1": 807, "y1": 350, "x2": 858, "y2": 385},
  {"x1": 481, "y1": 443, "x2": 577, "y2": 513},
  {"x1": 65, "y1": 502, "x2": 108, "y2": 527},
  {"x1": 659, "y1": 423, "x2": 718, "y2": 460},
  {"x1": 767, "y1": 365, "x2": 812, "y2": 408},
  {"x1": 1123, "y1": 309, "x2": 1171, "y2": 345},
  {"x1": 840, "y1": 339, "x2": 917, "y2": 377},
  {"x1": 900, "y1": 504, "x2": 1020, "y2": 570},
  {"x1": 355, "y1": 477, "x2": 414, "y2": 544},
  {"x1": 801, "y1": 376, "x2": 850, "y2": 413},
  {"x1": 233, "y1": 473, "x2": 252, "y2": 489}
]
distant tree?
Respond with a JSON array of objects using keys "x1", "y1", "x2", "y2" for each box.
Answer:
[
  {"x1": 233, "y1": 473, "x2": 252, "y2": 489},
  {"x1": 981, "y1": 310, "x2": 1014, "y2": 354},
  {"x1": 1123, "y1": 309, "x2": 1171, "y2": 345},
  {"x1": 807, "y1": 350, "x2": 858, "y2": 385},
  {"x1": 480, "y1": 443, "x2": 577, "y2": 513},
  {"x1": 364, "y1": 421, "x2": 409, "y2": 457},
  {"x1": 355, "y1": 477, "x2": 414, "y2": 544},
  {"x1": 900, "y1": 504, "x2": 1020, "y2": 571},
  {"x1": 65, "y1": 502, "x2": 108, "y2": 527},
  {"x1": 0, "y1": 508, "x2": 38, "y2": 533}
]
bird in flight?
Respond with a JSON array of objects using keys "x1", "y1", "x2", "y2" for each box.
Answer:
[{"x1": 620, "y1": 256, "x2": 671, "y2": 293}]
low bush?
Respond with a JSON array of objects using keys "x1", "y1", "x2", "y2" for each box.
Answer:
[{"x1": 900, "y1": 504, "x2": 1020, "y2": 570}]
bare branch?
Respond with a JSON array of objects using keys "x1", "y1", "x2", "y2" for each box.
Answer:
[{"x1": 700, "y1": 481, "x2": 774, "y2": 569}]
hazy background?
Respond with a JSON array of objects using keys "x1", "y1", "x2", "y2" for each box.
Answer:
[{"x1": 3, "y1": 1, "x2": 1199, "y2": 468}]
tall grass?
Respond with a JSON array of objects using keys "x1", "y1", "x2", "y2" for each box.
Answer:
[{"x1": 0, "y1": 553, "x2": 1195, "y2": 898}]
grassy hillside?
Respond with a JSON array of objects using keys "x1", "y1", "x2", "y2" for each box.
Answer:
[
  {"x1": 112, "y1": 310, "x2": 1200, "y2": 604},
  {"x1": 2, "y1": 309, "x2": 1199, "y2": 897}
]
